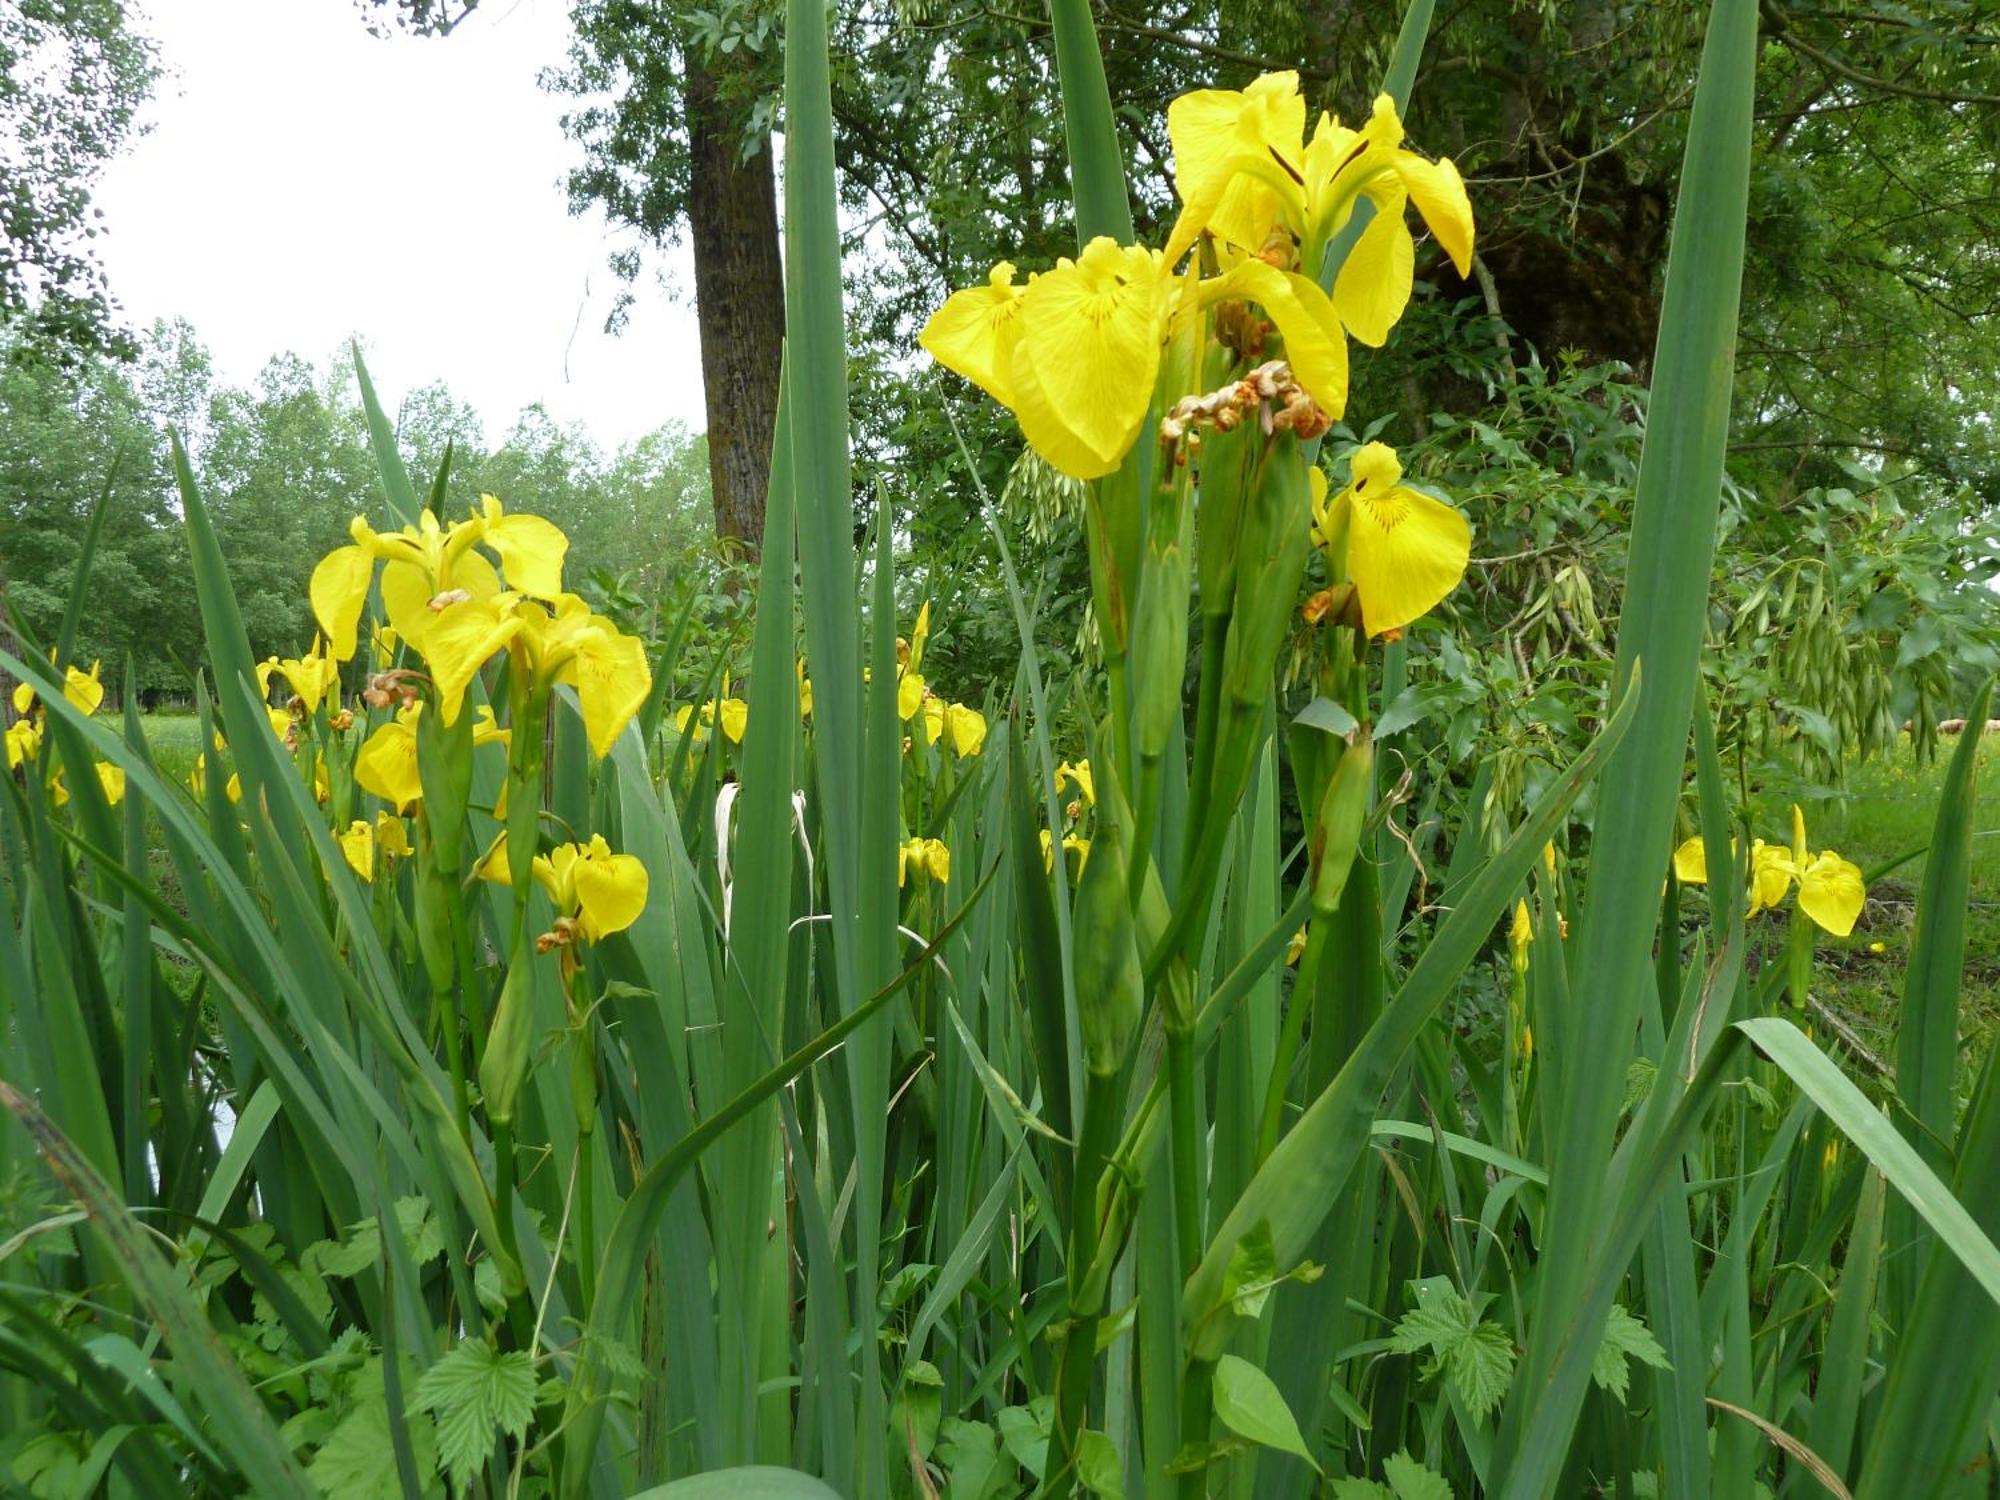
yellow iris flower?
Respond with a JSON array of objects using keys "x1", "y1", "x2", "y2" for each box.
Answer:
[
  {"x1": 1042, "y1": 829, "x2": 1091, "y2": 875},
  {"x1": 1672, "y1": 805, "x2": 1867, "y2": 936},
  {"x1": 259, "y1": 638, "x2": 342, "y2": 716},
  {"x1": 920, "y1": 697, "x2": 988, "y2": 758},
  {"x1": 5, "y1": 719, "x2": 39, "y2": 769},
  {"x1": 375, "y1": 812, "x2": 412, "y2": 859},
  {"x1": 479, "y1": 832, "x2": 650, "y2": 945},
  {"x1": 337, "y1": 819, "x2": 375, "y2": 882},
  {"x1": 1310, "y1": 443, "x2": 1470, "y2": 638},
  {"x1": 921, "y1": 236, "x2": 1347, "y2": 480},
  {"x1": 675, "y1": 697, "x2": 750, "y2": 746},
  {"x1": 898, "y1": 837, "x2": 952, "y2": 887},
  {"x1": 1056, "y1": 759, "x2": 1095, "y2": 810},
  {"x1": 96, "y1": 763, "x2": 125, "y2": 805},
  {"x1": 1164, "y1": 75, "x2": 1474, "y2": 345},
  {"x1": 309, "y1": 495, "x2": 569, "y2": 665},
  {"x1": 12, "y1": 660, "x2": 104, "y2": 718}
]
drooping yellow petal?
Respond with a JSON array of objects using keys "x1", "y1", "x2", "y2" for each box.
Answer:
[
  {"x1": 560, "y1": 623, "x2": 653, "y2": 758},
  {"x1": 471, "y1": 702, "x2": 511, "y2": 749},
  {"x1": 277, "y1": 646, "x2": 340, "y2": 716},
  {"x1": 354, "y1": 718, "x2": 423, "y2": 811},
  {"x1": 1748, "y1": 841, "x2": 1795, "y2": 915},
  {"x1": 944, "y1": 702, "x2": 988, "y2": 758},
  {"x1": 310, "y1": 544, "x2": 375, "y2": 663},
  {"x1": 375, "y1": 812, "x2": 412, "y2": 859},
  {"x1": 1332, "y1": 190, "x2": 1416, "y2": 347},
  {"x1": 921, "y1": 695, "x2": 946, "y2": 745},
  {"x1": 715, "y1": 697, "x2": 748, "y2": 746},
  {"x1": 10, "y1": 680, "x2": 33, "y2": 715},
  {"x1": 570, "y1": 840, "x2": 650, "y2": 942},
  {"x1": 1390, "y1": 150, "x2": 1476, "y2": 278},
  {"x1": 534, "y1": 845, "x2": 574, "y2": 910},
  {"x1": 95, "y1": 762, "x2": 125, "y2": 805},
  {"x1": 475, "y1": 833, "x2": 514, "y2": 885},
  {"x1": 897, "y1": 837, "x2": 951, "y2": 887},
  {"x1": 380, "y1": 549, "x2": 502, "y2": 654},
  {"x1": 1672, "y1": 837, "x2": 1709, "y2": 885},
  {"x1": 1796, "y1": 852, "x2": 1866, "y2": 937},
  {"x1": 478, "y1": 494, "x2": 569, "y2": 600},
  {"x1": 424, "y1": 598, "x2": 522, "y2": 727},
  {"x1": 1210, "y1": 260, "x2": 1349, "y2": 418},
  {"x1": 1010, "y1": 238, "x2": 1164, "y2": 479},
  {"x1": 919, "y1": 263, "x2": 1027, "y2": 409},
  {"x1": 1055, "y1": 758, "x2": 1095, "y2": 807},
  {"x1": 898, "y1": 671, "x2": 926, "y2": 723},
  {"x1": 63, "y1": 662, "x2": 104, "y2": 717},
  {"x1": 337, "y1": 820, "x2": 375, "y2": 882},
  {"x1": 1339, "y1": 443, "x2": 1471, "y2": 637}
]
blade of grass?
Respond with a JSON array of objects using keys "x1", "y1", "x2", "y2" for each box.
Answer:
[
  {"x1": 1888, "y1": 685, "x2": 1991, "y2": 1323},
  {"x1": 1492, "y1": 0, "x2": 1758, "y2": 1484}
]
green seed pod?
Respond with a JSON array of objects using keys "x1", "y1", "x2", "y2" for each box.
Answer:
[
  {"x1": 1310, "y1": 733, "x2": 1373, "y2": 915},
  {"x1": 1134, "y1": 546, "x2": 1190, "y2": 763},
  {"x1": 480, "y1": 954, "x2": 535, "y2": 1127},
  {"x1": 413, "y1": 844, "x2": 456, "y2": 996},
  {"x1": 1072, "y1": 821, "x2": 1143, "y2": 1077},
  {"x1": 416, "y1": 697, "x2": 477, "y2": 872}
]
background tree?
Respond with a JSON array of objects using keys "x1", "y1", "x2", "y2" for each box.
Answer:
[{"x1": 0, "y1": 0, "x2": 157, "y2": 363}]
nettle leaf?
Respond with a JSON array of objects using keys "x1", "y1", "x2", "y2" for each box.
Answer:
[
  {"x1": 1387, "y1": 1279, "x2": 1516, "y2": 1423},
  {"x1": 311, "y1": 1197, "x2": 446, "y2": 1280},
  {"x1": 308, "y1": 1355, "x2": 438, "y2": 1500},
  {"x1": 1329, "y1": 1451, "x2": 1455, "y2": 1500},
  {"x1": 1622, "y1": 1058, "x2": 1657, "y2": 1116},
  {"x1": 412, "y1": 1336, "x2": 537, "y2": 1488},
  {"x1": 1211, "y1": 1355, "x2": 1321, "y2": 1474},
  {"x1": 1382, "y1": 1451, "x2": 1455, "y2": 1500},
  {"x1": 1591, "y1": 1304, "x2": 1671, "y2": 1403}
]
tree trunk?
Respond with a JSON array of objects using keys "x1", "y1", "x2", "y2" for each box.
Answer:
[{"x1": 685, "y1": 49, "x2": 785, "y2": 560}]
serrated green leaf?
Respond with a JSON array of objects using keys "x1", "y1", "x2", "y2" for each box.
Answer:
[
  {"x1": 1212, "y1": 1354, "x2": 1321, "y2": 1473},
  {"x1": 1622, "y1": 1059, "x2": 1657, "y2": 1115},
  {"x1": 1330, "y1": 1479, "x2": 1395, "y2": 1500},
  {"x1": 307, "y1": 1356, "x2": 438, "y2": 1500},
  {"x1": 1383, "y1": 1451, "x2": 1455, "y2": 1500},
  {"x1": 1389, "y1": 1282, "x2": 1516, "y2": 1423},
  {"x1": 1591, "y1": 1304, "x2": 1671, "y2": 1404},
  {"x1": 412, "y1": 1336, "x2": 536, "y2": 1487}
]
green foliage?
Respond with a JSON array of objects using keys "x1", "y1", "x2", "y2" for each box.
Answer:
[
  {"x1": 411, "y1": 1337, "x2": 537, "y2": 1490},
  {"x1": 0, "y1": 0, "x2": 157, "y2": 361},
  {"x1": 1387, "y1": 1281, "x2": 1517, "y2": 1424},
  {"x1": 6, "y1": 3, "x2": 2000, "y2": 1500}
]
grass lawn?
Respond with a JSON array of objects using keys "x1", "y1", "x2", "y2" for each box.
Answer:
[
  {"x1": 139, "y1": 711, "x2": 205, "y2": 785},
  {"x1": 1750, "y1": 733, "x2": 2000, "y2": 1089}
]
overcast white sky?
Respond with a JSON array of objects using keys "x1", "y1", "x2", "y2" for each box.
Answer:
[{"x1": 95, "y1": 0, "x2": 706, "y2": 452}]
